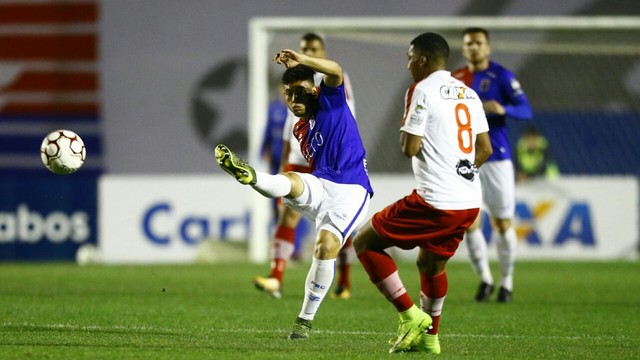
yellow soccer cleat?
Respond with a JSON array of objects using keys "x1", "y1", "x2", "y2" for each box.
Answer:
[
  {"x1": 412, "y1": 333, "x2": 441, "y2": 354},
  {"x1": 330, "y1": 286, "x2": 351, "y2": 300},
  {"x1": 389, "y1": 305, "x2": 433, "y2": 353},
  {"x1": 252, "y1": 276, "x2": 282, "y2": 299},
  {"x1": 214, "y1": 144, "x2": 256, "y2": 185}
]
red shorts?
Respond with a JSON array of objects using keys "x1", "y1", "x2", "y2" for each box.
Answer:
[{"x1": 371, "y1": 190, "x2": 479, "y2": 258}]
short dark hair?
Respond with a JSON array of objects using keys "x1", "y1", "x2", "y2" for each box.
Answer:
[
  {"x1": 462, "y1": 27, "x2": 490, "y2": 41},
  {"x1": 281, "y1": 64, "x2": 315, "y2": 85},
  {"x1": 410, "y1": 32, "x2": 450, "y2": 65},
  {"x1": 300, "y1": 32, "x2": 325, "y2": 47}
]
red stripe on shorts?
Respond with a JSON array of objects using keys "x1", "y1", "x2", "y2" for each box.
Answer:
[
  {"x1": 371, "y1": 190, "x2": 478, "y2": 258},
  {"x1": 283, "y1": 163, "x2": 310, "y2": 173}
]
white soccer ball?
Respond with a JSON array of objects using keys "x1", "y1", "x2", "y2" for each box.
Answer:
[
  {"x1": 40, "y1": 129, "x2": 86, "y2": 175},
  {"x1": 76, "y1": 244, "x2": 101, "y2": 266}
]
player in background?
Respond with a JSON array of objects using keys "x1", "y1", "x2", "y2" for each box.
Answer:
[
  {"x1": 452, "y1": 27, "x2": 533, "y2": 303},
  {"x1": 260, "y1": 83, "x2": 288, "y2": 221},
  {"x1": 214, "y1": 48, "x2": 372, "y2": 340},
  {"x1": 254, "y1": 32, "x2": 357, "y2": 300},
  {"x1": 354, "y1": 32, "x2": 492, "y2": 354}
]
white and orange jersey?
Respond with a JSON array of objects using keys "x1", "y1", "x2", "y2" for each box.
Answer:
[
  {"x1": 283, "y1": 71, "x2": 356, "y2": 167},
  {"x1": 400, "y1": 70, "x2": 489, "y2": 210}
]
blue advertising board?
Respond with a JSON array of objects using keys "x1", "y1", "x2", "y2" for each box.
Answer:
[{"x1": 0, "y1": 172, "x2": 97, "y2": 261}]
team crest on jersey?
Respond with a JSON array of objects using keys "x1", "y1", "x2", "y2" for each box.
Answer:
[
  {"x1": 480, "y1": 78, "x2": 491, "y2": 92},
  {"x1": 510, "y1": 78, "x2": 524, "y2": 95}
]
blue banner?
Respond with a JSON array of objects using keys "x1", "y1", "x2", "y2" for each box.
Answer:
[{"x1": 0, "y1": 173, "x2": 97, "y2": 261}]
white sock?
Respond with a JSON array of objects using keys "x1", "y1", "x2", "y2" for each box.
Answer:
[
  {"x1": 496, "y1": 227, "x2": 517, "y2": 291},
  {"x1": 252, "y1": 172, "x2": 291, "y2": 198},
  {"x1": 271, "y1": 239, "x2": 295, "y2": 261},
  {"x1": 466, "y1": 228, "x2": 493, "y2": 284},
  {"x1": 419, "y1": 291, "x2": 446, "y2": 317},
  {"x1": 298, "y1": 257, "x2": 335, "y2": 321}
]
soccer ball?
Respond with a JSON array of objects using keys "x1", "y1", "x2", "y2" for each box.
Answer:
[
  {"x1": 76, "y1": 244, "x2": 101, "y2": 266},
  {"x1": 40, "y1": 129, "x2": 86, "y2": 175}
]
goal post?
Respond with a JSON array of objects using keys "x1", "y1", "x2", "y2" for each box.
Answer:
[{"x1": 247, "y1": 16, "x2": 640, "y2": 263}]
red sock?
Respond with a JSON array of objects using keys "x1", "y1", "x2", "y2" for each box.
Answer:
[
  {"x1": 337, "y1": 264, "x2": 351, "y2": 289},
  {"x1": 270, "y1": 226, "x2": 295, "y2": 282},
  {"x1": 420, "y1": 271, "x2": 448, "y2": 334},
  {"x1": 338, "y1": 236, "x2": 354, "y2": 288},
  {"x1": 358, "y1": 249, "x2": 414, "y2": 312}
]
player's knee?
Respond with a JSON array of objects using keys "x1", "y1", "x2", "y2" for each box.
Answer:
[
  {"x1": 494, "y1": 218, "x2": 512, "y2": 233},
  {"x1": 313, "y1": 241, "x2": 339, "y2": 259},
  {"x1": 314, "y1": 231, "x2": 341, "y2": 259},
  {"x1": 283, "y1": 172, "x2": 304, "y2": 198},
  {"x1": 352, "y1": 222, "x2": 374, "y2": 254}
]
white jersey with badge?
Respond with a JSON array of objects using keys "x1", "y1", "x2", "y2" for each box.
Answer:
[
  {"x1": 400, "y1": 70, "x2": 489, "y2": 210},
  {"x1": 283, "y1": 71, "x2": 356, "y2": 166}
]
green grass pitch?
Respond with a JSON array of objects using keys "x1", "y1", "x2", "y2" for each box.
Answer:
[{"x1": 0, "y1": 260, "x2": 638, "y2": 359}]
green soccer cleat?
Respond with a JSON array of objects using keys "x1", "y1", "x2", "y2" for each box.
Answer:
[
  {"x1": 389, "y1": 306, "x2": 433, "y2": 353},
  {"x1": 214, "y1": 144, "x2": 256, "y2": 185},
  {"x1": 252, "y1": 276, "x2": 282, "y2": 299},
  {"x1": 288, "y1": 317, "x2": 312, "y2": 340},
  {"x1": 412, "y1": 333, "x2": 441, "y2": 354}
]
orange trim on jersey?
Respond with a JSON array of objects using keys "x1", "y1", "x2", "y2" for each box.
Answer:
[{"x1": 401, "y1": 82, "x2": 418, "y2": 127}]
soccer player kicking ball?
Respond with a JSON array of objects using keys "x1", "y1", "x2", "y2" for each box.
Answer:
[
  {"x1": 254, "y1": 32, "x2": 359, "y2": 301},
  {"x1": 353, "y1": 32, "x2": 492, "y2": 354},
  {"x1": 214, "y1": 48, "x2": 373, "y2": 340}
]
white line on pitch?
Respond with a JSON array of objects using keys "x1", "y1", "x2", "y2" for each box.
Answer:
[{"x1": 2, "y1": 322, "x2": 628, "y2": 341}]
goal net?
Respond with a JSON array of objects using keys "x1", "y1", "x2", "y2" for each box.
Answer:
[{"x1": 247, "y1": 16, "x2": 640, "y2": 262}]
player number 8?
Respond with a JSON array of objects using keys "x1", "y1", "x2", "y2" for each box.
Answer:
[{"x1": 455, "y1": 103, "x2": 473, "y2": 154}]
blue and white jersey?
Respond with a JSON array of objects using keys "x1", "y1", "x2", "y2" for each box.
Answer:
[
  {"x1": 293, "y1": 81, "x2": 373, "y2": 196},
  {"x1": 452, "y1": 61, "x2": 532, "y2": 161}
]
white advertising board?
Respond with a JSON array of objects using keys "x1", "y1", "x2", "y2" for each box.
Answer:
[
  {"x1": 99, "y1": 175, "x2": 250, "y2": 264},
  {"x1": 99, "y1": 175, "x2": 638, "y2": 263}
]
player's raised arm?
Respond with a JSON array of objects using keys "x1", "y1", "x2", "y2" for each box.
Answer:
[{"x1": 274, "y1": 49, "x2": 343, "y2": 88}]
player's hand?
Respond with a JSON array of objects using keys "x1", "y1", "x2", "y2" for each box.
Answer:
[
  {"x1": 273, "y1": 49, "x2": 302, "y2": 69},
  {"x1": 483, "y1": 100, "x2": 506, "y2": 115}
]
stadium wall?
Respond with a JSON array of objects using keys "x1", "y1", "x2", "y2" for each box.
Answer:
[
  {"x1": 96, "y1": 175, "x2": 638, "y2": 264},
  {"x1": 1, "y1": 2, "x2": 639, "y2": 261}
]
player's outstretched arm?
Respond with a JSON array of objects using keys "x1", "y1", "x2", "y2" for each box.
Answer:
[{"x1": 274, "y1": 49, "x2": 343, "y2": 88}]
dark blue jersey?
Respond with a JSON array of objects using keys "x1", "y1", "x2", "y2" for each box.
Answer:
[
  {"x1": 453, "y1": 61, "x2": 533, "y2": 161},
  {"x1": 293, "y1": 81, "x2": 373, "y2": 196}
]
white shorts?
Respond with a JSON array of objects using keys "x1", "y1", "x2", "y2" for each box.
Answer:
[
  {"x1": 479, "y1": 160, "x2": 515, "y2": 219},
  {"x1": 283, "y1": 173, "x2": 370, "y2": 246}
]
